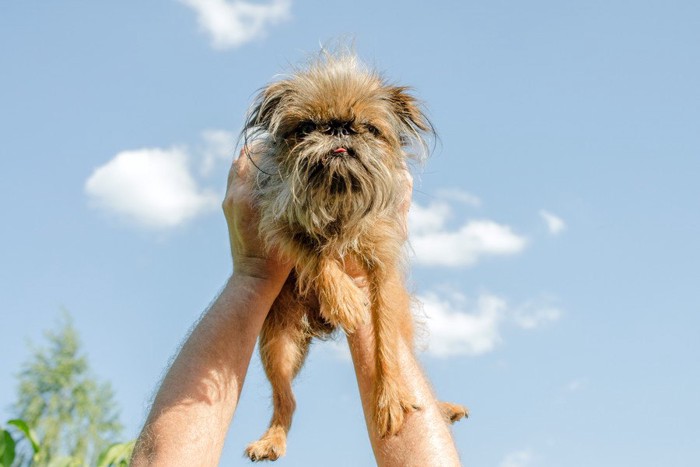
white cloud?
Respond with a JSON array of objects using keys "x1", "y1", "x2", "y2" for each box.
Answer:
[
  {"x1": 512, "y1": 301, "x2": 562, "y2": 330},
  {"x1": 411, "y1": 218, "x2": 527, "y2": 267},
  {"x1": 416, "y1": 291, "x2": 562, "y2": 358},
  {"x1": 409, "y1": 196, "x2": 527, "y2": 267},
  {"x1": 180, "y1": 0, "x2": 291, "y2": 49},
  {"x1": 419, "y1": 292, "x2": 506, "y2": 357},
  {"x1": 409, "y1": 201, "x2": 452, "y2": 235},
  {"x1": 409, "y1": 188, "x2": 480, "y2": 235},
  {"x1": 500, "y1": 449, "x2": 534, "y2": 467},
  {"x1": 199, "y1": 129, "x2": 237, "y2": 176},
  {"x1": 435, "y1": 188, "x2": 481, "y2": 207},
  {"x1": 85, "y1": 147, "x2": 219, "y2": 229},
  {"x1": 539, "y1": 209, "x2": 566, "y2": 235}
]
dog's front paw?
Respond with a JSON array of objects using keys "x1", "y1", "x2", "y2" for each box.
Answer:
[
  {"x1": 245, "y1": 426, "x2": 287, "y2": 462},
  {"x1": 319, "y1": 283, "x2": 370, "y2": 333},
  {"x1": 374, "y1": 386, "x2": 420, "y2": 438}
]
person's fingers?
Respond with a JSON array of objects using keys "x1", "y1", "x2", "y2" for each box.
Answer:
[
  {"x1": 226, "y1": 148, "x2": 255, "y2": 200},
  {"x1": 343, "y1": 255, "x2": 366, "y2": 279},
  {"x1": 342, "y1": 256, "x2": 371, "y2": 300},
  {"x1": 226, "y1": 150, "x2": 242, "y2": 193},
  {"x1": 224, "y1": 149, "x2": 252, "y2": 219},
  {"x1": 404, "y1": 170, "x2": 414, "y2": 191},
  {"x1": 399, "y1": 170, "x2": 414, "y2": 238},
  {"x1": 236, "y1": 149, "x2": 252, "y2": 177},
  {"x1": 401, "y1": 171, "x2": 414, "y2": 216},
  {"x1": 234, "y1": 148, "x2": 251, "y2": 176}
]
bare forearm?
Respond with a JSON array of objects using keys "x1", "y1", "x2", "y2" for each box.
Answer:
[
  {"x1": 131, "y1": 274, "x2": 283, "y2": 466},
  {"x1": 348, "y1": 317, "x2": 461, "y2": 466}
]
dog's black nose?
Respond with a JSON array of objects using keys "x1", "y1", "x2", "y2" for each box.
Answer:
[
  {"x1": 326, "y1": 120, "x2": 353, "y2": 137},
  {"x1": 335, "y1": 126, "x2": 350, "y2": 137}
]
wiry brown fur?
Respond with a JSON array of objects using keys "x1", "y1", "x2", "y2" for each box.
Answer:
[{"x1": 242, "y1": 52, "x2": 466, "y2": 462}]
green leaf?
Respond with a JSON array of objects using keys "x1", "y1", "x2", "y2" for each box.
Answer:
[
  {"x1": 7, "y1": 419, "x2": 40, "y2": 454},
  {"x1": 0, "y1": 430, "x2": 16, "y2": 467},
  {"x1": 96, "y1": 440, "x2": 135, "y2": 467},
  {"x1": 47, "y1": 455, "x2": 83, "y2": 467}
]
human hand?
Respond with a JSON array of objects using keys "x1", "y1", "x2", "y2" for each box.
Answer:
[{"x1": 222, "y1": 146, "x2": 292, "y2": 284}]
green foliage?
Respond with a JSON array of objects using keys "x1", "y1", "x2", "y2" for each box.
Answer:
[
  {"x1": 96, "y1": 441, "x2": 135, "y2": 467},
  {"x1": 0, "y1": 429, "x2": 17, "y2": 467},
  {"x1": 6, "y1": 420, "x2": 39, "y2": 456},
  {"x1": 1, "y1": 418, "x2": 134, "y2": 467},
  {"x1": 1, "y1": 418, "x2": 38, "y2": 467},
  {"x1": 11, "y1": 314, "x2": 123, "y2": 466}
]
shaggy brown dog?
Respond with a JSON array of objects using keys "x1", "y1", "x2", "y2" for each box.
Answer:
[{"x1": 242, "y1": 52, "x2": 467, "y2": 462}]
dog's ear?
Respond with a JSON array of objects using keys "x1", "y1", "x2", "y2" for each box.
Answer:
[
  {"x1": 386, "y1": 86, "x2": 432, "y2": 135},
  {"x1": 245, "y1": 80, "x2": 293, "y2": 137}
]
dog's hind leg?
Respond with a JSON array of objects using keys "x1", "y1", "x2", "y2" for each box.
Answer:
[
  {"x1": 439, "y1": 401, "x2": 469, "y2": 424},
  {"x1": 245, "y1": 282, "x2": 313, "y2": 462}
]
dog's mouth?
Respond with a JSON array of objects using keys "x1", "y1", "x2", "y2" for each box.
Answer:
[{"x1": 327, "y1": 146, "x2": 355, "y2": 159}]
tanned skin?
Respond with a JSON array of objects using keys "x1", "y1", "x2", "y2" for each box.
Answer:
[{"x1": 130, "y1": 154, "x2": 462, "y2": 466}]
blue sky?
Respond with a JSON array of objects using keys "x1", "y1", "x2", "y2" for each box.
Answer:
[{"x1": 1, "y1": 1, "x2": 699, "y2": 465}]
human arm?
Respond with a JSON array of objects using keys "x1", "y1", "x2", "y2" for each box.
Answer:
[
  {"x1": 131, "y1": 155, "x2": 291, "y2": 465},
  {"x1": 344, "y1": 173, "x2": 462, "y2": 467},
  {"x1": 345, "y1": 277, "x2": 462, "y2": 467}
]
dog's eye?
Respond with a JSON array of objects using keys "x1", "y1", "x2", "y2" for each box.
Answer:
[
  {"x1": 365, "y1": 124, "x2": 381, "y2": 137},
  {"x1": 296, "y1": 121, "x2": 316, "y2": 135}
]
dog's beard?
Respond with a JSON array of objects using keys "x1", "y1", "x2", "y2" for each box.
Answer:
[
  {"x1": 257, "y1": 136, "x2": 403, "y2": 247},
  {"x1": 246, "y1": 54, "x2": 431, "y2": 255}
]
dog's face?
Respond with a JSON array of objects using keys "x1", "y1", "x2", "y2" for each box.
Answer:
[{"x1": 244, "y1": 54, "x2": 431, "y2": 243}]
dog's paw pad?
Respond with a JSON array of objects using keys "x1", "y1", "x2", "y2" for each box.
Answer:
[{"x1": 245, "y1": 427, "x2": 287, "y2": 462}]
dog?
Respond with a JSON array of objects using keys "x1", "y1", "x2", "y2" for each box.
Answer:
[{"x1": 241, "y1": 51, "x2": 467, "y2": 461}]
